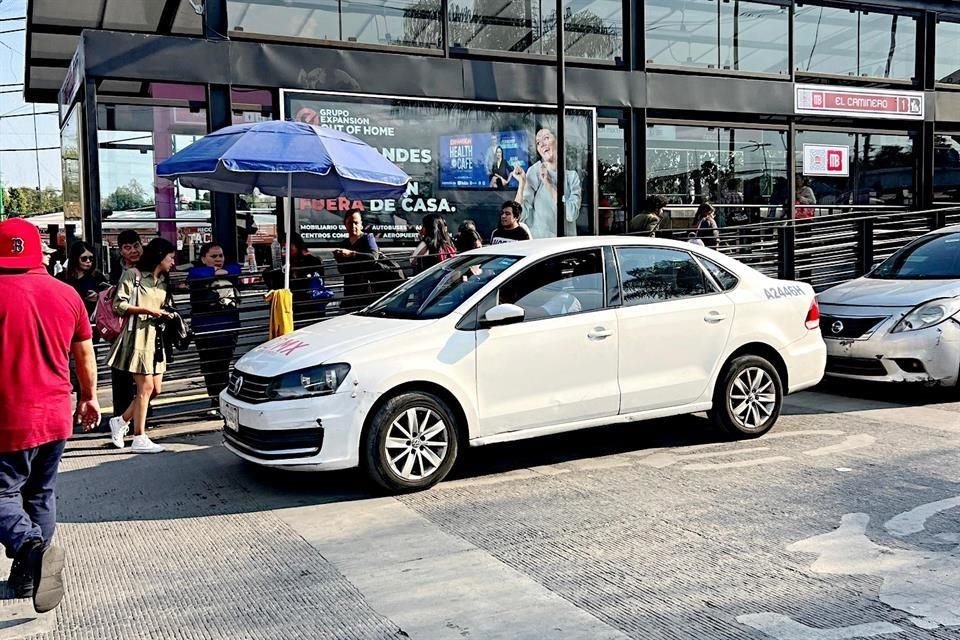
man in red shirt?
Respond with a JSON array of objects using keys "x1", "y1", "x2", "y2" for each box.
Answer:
[{"x1": 0, "y1": 218, "x2": 100, "y2": 614}]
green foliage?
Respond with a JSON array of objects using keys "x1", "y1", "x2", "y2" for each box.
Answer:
[
  {"x1": 1, "y1": 186, "x2": 63, "y2": 216},
  {"x1": 102, "y1": 179, "x2": 152, "y2": 213}
]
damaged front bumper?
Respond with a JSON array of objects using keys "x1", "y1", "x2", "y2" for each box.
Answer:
[{"x1": 824, "y1": 316, "x2": 960, "y2": 386}]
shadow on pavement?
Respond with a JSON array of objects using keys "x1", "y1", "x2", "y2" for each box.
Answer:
[
  {"x1": 813, "y1": 378, "x2": 959, "y2": 407},
  {"x1": 57, "y1": 413, "x2": 734, "y2": 523}
]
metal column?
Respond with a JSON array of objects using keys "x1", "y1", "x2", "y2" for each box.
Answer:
[{"x1": 206, "y1": 84, "x2": 238, "y2": 263}]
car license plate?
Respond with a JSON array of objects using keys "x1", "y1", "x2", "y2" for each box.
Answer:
[{"x1": 222, "y1": 403, "x2": 239, "y2": 432}]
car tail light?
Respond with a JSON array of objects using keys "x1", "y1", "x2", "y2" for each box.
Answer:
[{"x1": 805, "y1": 299, "x2": 821, "y2": 330}]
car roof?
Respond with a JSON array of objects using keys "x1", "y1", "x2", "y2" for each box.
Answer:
[
  {"x1": 927, "y1": 224, "x2": 960, "y2": 236},
  {"x1": 473, "y1": 236, "x2": 709, "y2": 259},
  {"x1": 466, "y1": 236, "x2": 752, "y2": 275}
]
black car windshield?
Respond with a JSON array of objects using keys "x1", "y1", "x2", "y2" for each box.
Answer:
[
  {"x1": 358, "y1": 254, "x2": 520, "y2": 320},
  {"x1": 869, "y1": 232, "x2": 960, "y2": 280}
]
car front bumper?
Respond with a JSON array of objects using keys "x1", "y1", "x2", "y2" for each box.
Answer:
[
  {"x1": 219, "y1": 389, "x2": 379, "y2": 470},
  {"x1": 824, "y1": 318, "x2": 960, "y2": 386}
]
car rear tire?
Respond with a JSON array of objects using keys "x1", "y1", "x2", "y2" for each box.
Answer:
[
  {"x1": 711, "y1": 355, "x2": 783, "y2": 438},
  {"x1": 362, "y1": 391, "x2": 459, "y2": 493}
]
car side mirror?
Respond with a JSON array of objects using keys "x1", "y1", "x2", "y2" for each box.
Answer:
[{"x1": 481, "y1": 303, "x2": 525, "y2": 327}]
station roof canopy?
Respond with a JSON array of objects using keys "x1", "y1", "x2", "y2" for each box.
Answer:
[{"x1": 24, "y1": 0, "x2": 202, "y2": 103}]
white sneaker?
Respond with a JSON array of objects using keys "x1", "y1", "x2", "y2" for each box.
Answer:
[
  {"x1": 131, "y1": 435, "x2": 165, "y2": 454},
  {"x1": 108, "y1": 417, "x2": 129, "y2": 449}
]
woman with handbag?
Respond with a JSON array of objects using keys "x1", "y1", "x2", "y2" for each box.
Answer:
[
  {"x1": 187, "y1": 242, "x2": 241, "y2": 404},
  {"x1": 106, "y1": 238, "x2": 177, "y2": 454},
  {"x1": 59, "y1": 241, "x2": 109, "y2": 317}
]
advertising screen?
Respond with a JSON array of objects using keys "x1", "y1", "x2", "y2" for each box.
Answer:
[
  {"x1": 282, "y1": 91, "x2": 595, "y2": 247},
  {"x1": 438, "y1": 131, "x2": 529, "y2": 190}
]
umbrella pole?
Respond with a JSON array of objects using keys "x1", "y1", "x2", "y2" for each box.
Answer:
[{"x1": 284, "y1": 173, "x2": 292, "y2": 291}]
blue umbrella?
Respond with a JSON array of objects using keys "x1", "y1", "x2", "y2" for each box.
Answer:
[
  {"x1": 156, "y1": 120, "x2": 409, "y2": 199},
  {"x1": 156, "y1": 120, "x2": 410, "y2": 291}
]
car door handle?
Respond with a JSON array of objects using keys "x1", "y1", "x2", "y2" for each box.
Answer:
[
  {"x1": 588, "y1": 327, "x2": 613, "y2": 340},
  {"x1": 704, "y1": 311, "x2": 728, "y2": 323}
]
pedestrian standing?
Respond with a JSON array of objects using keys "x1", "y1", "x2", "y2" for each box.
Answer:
[
  {"x1": 108, "y1": 230, "x2": 144, "y2": 430},
  {"x1": 106, "y1": 238, "x2": 176, "y2": 454},
  {"x1": 187, "y1": 243, "x2": 241, "y2": 403},
  {"x1": 59, "y1": 241, "x2": 110, "y2": 317},
  {"x1": 454, "y1": 220, "x2": 484, "y2": 253},
  {"x1": 333, "y1": 209, "x2": 382, "y2": 313},
  {"x1": 0, "y1": 218, "x2": 100, "y2": 613},
  {"x1": 690, "y1": 203, "x2": 720, "y2": 249},
  {"x1": 490, "y1": 201, "x2": 531, "y2": 244},
  {"x1": 410, "y1": 213, "x2": 456, "y2": 274}
]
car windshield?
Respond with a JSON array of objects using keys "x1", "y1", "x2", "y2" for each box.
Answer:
[
  {"x1": 869, "y1": 232, "x2": 960, "y2": 280},
  {"x1": 359, "y1": 254, "x2": 520, "y2": 320}
]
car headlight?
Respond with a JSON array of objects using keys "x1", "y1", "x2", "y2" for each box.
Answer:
[
  {"x1": 891, "y1": 298, "x2": 960, "y2": 333},
  {"x1": 268, "y1": 364, "x2": 351, "y2": 400}
]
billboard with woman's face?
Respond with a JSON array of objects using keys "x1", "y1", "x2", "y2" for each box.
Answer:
[{"x1": 282, "y1": 90, "x2": 595, "y2": 247}]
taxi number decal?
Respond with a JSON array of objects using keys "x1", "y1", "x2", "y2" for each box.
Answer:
[
  {"x1": 260, "y1": 337, "x2": 310, "y2": 357},
  {"x1": 764, "y1": 286, "x2": 805, "y2": 300}
]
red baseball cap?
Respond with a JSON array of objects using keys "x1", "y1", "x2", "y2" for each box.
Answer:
[{"x1": 0, "y1": 218, "x2": 44, "y2": 269}]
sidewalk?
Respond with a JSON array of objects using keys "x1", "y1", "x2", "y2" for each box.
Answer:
[{"x1": 0, "y1": 427, "x2": 406, "y2": 640}]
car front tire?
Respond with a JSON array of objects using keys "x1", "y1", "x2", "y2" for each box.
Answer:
[
  {"x1": 712, "y1": 355, "x2": 783, "y2": 438},
  {"x1": 362, "y1": 391, "x2": 460, "y2": 493}
]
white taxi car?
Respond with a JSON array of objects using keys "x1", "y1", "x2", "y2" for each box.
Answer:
[
  {"x1": 818, "y1": 226, "x2": 960, "y2": 386},
  {"x1": 221, "y1": 237, "x2": 825, "y2": 492}
]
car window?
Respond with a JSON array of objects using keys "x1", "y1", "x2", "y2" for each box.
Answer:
[
  {"x1": 498, "y1": 249, "x2": 604, "y2": 321},
  {"x1": 869, "y1": 232, "x2": 960, "y2": 280},
  {"x1": 616, "y1": 247, "x2": 715, "y2": 306},
  {"x1": 697, "y1": 256, "x2": 739, "y2": 291},
  {"x1": 361, "y1": 254, "x2": 519, "y2": 319}
]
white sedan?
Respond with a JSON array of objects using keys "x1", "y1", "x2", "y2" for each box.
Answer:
[
  {"x1": 221, "y1": 237, "x2": 826, "y2": 492},
  {"x1": 818, "y1": 226, "x2": 960, "y2": 386}
]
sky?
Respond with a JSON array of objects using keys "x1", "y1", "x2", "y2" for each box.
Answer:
[{"x1": 0, "y1": 0, "x2": 62, "y2": 191}]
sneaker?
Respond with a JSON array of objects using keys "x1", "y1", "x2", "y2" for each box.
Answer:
[
  {"x1": 108, "y1": 416, "x2": 129, "y2": 449},
  {"x1": 7, "y1": 538, "x2": 38, "y2": 598},
  {"x1": 131, "y1": 435, "x2": 165, "y2": 454},
  {"x1": 31, "y1": 544, "x2": 65, "y2": 614}
]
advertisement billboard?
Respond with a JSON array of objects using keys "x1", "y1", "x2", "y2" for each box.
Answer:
[{"x1": 282, "y1": 90, "x2": 596, "y2": 247}]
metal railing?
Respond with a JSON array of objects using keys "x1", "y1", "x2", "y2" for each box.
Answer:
[
  {"x1": 97, "y1": 206, "x2": 960, "y2": 422},
  {"x1": 651, "y1": 205, "x2": 960, "y2": 291}
]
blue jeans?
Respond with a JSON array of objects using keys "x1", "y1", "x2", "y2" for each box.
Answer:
[{"x1": 0, "y1": 440, "x2": 66, "y2": 558}]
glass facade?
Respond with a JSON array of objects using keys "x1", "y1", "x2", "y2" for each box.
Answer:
[
  {"x1": 598, "y1": 122, "x2": 626, "y2": 234},
  {"x1": 284, "y1": 91, "x2": 595, "y2": 244},
  {"x1": 645, "y1": 0, "x2": 789, "y2": 75},
  {"x1": 96, "y1": 85, "x2": 210, "y2": 266},
  {"x1": 646, "y1": 125, "x2": 789, "y2": 228},
  {"x1": 936, "y1": 20, "x2": 960, "y2": 85},
  {"x1": 448, "y1": 0, "x2": 622, "y2": 60},
  {"x1": 934, "y1": 133, "x2": 960, "y2": 204},
  {"x1": 60, "y1": 106, "x2": 83, "y2": 230},
  {"x1": 795, "y1": 5, "x2": 916, "y2": 80},
  {"x1": 794, "y1": 131, "x2": 914, "y2": 213},
  {"x1": 231, "y1": 88, "x2": 279, "y2": 260},
  {"x1": 227, "y1": 0, "x2": 442, "y2": 49}
]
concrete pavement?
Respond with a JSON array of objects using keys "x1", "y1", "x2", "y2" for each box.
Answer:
[{"x1": 1, "y1": 386, "x2": 958, "y2": 639}]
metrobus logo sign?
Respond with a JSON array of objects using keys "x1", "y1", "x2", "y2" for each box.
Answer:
[
  {"x1": 795, "y1": 84, "x2": 924, "y2": 120},
  {"x1": 802, "y1": 144, "x2": 849, "y2": 177}
]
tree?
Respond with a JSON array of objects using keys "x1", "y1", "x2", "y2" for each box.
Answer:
[
  {"x1": 103, "y1": 180, "x2": 152, "y2": 213},
  {"x1": 1, "y1": 187, "x2": 63, "y2": 216}
]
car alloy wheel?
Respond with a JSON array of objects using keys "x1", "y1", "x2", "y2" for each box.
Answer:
[
  {"x1": 712, "y1": 355, "x2": 783, "y2": 438},
  {"x1": 729, "y1": 367, "x2": 777, "y2": 431},
  {"x1": 384, "y1": 407, "x2": 450, "y2": 481},
  {"x1": 363, "y1": 391, "x2": 460, "y2": 493}
]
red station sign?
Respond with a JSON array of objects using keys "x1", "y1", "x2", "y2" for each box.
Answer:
[{"x1": 795, "y1": 84, "x2": 924, "y2": 120}]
